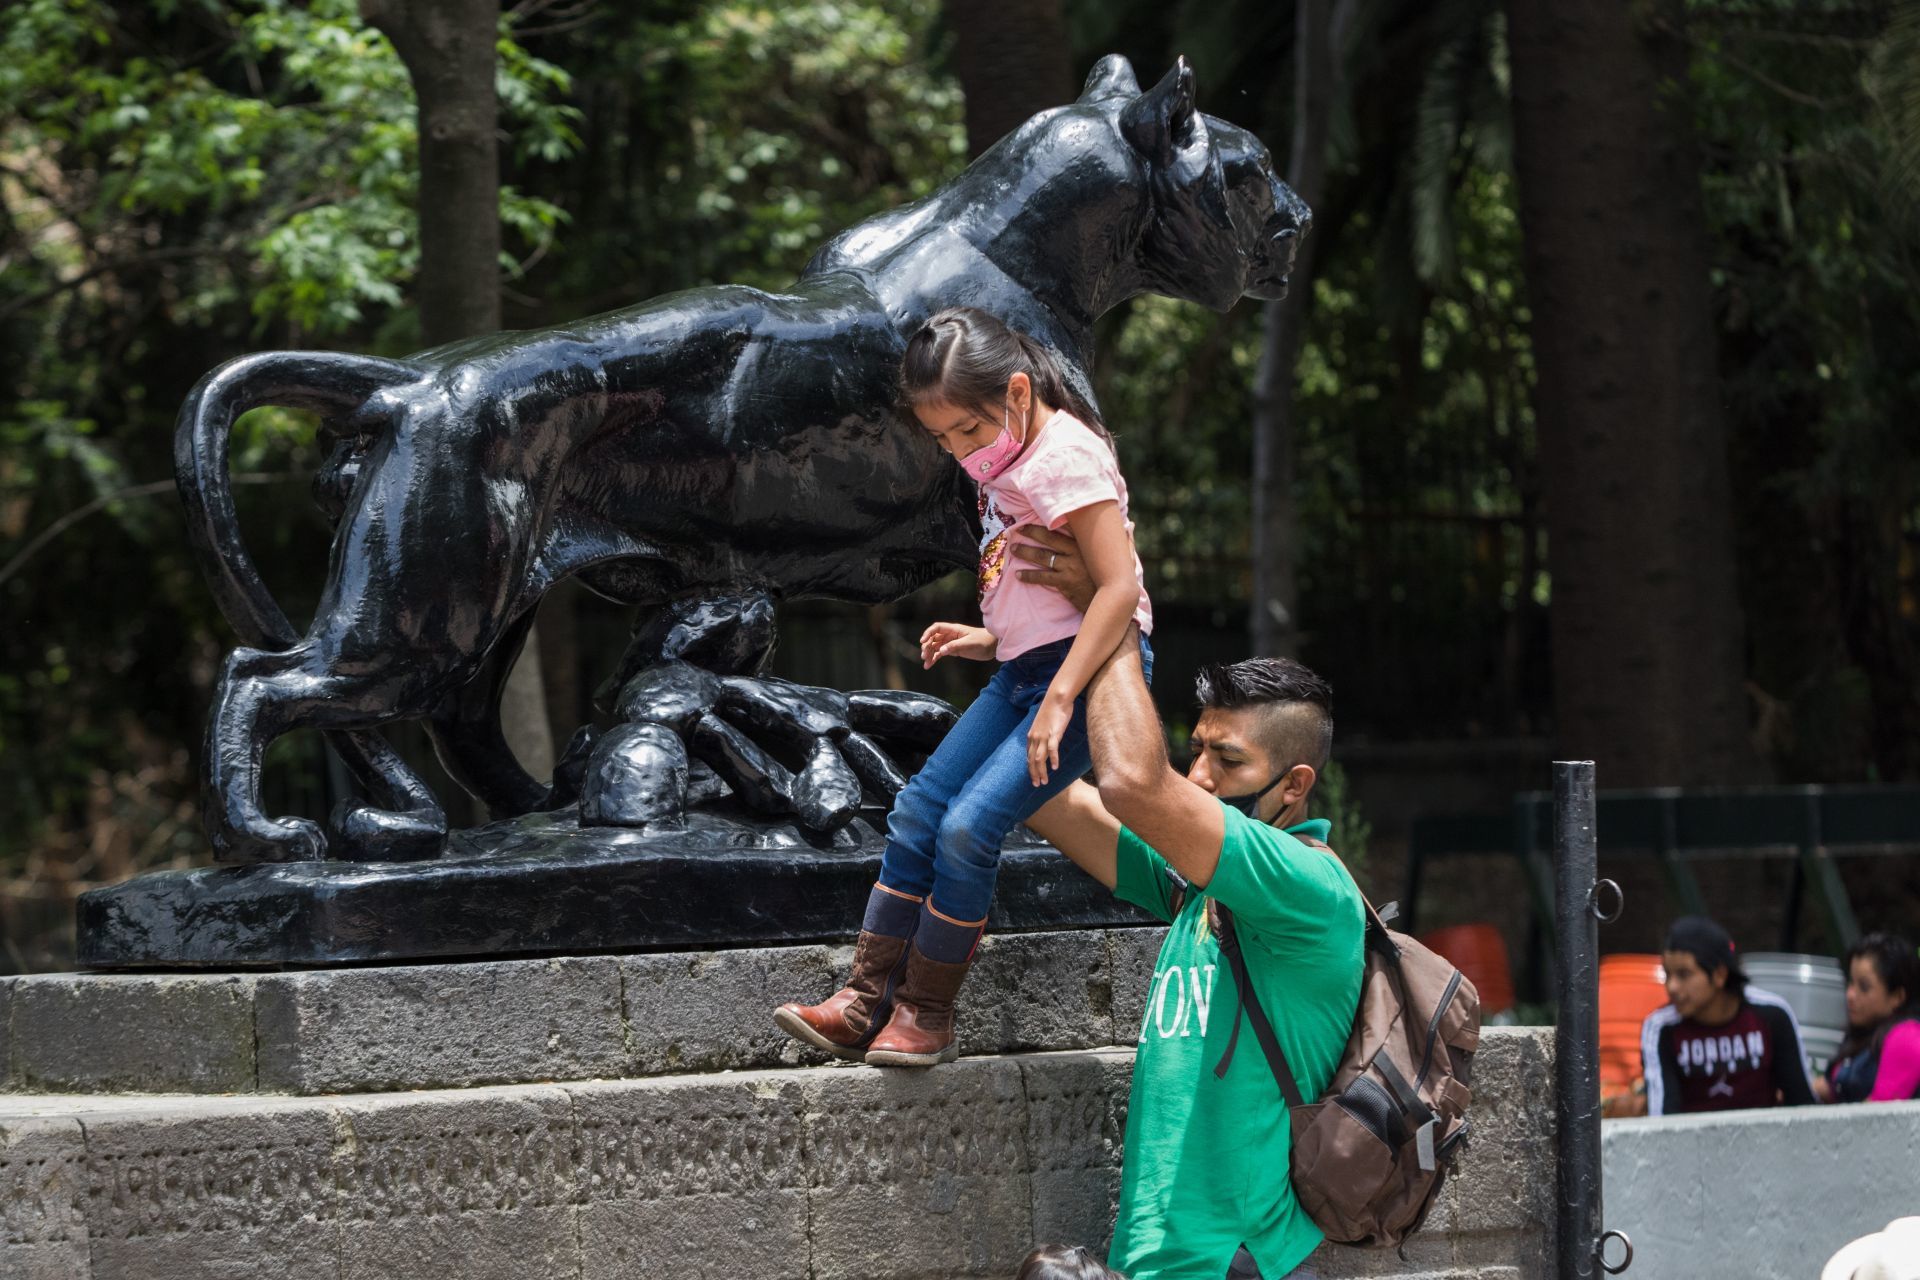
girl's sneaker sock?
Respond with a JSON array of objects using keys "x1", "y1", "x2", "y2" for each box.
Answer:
[
  {"x1": 862, "y1": 883, "x2": 923, "y2": 938},
  {"x1": 914, "y1": 901, "x2": 986, "y2": 964}
]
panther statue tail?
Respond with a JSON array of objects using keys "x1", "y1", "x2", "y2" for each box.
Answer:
[
  {"x1": 174, "y1": 351, "x2": 446, "y2": 860},
  {"x1": 173, "y1": 350, "x2": 418, "y2": 649}
]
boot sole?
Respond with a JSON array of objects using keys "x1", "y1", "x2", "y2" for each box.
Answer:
[
  {"x1": 864, "y1": 1044, "x2": 960, "y2": 1068},
  {"x1": 773, "y1": 1007, "x2": 870, "y2": 1063}
]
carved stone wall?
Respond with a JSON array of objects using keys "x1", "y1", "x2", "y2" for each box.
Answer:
[{"x1": 0, "y1": 1032, "x2": 1555, "y2": 1280}]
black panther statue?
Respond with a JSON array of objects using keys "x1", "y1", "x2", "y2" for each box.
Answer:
[{"x1": 176, "y1": 55, "x2": 1307, "y2": 865}]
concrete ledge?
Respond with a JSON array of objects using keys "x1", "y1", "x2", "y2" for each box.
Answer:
[
  {"x1": 2, "y1": 929, "x2": 1170, "y2": 1096},
  {"x1": 1604, "y1": 1099, "x2": 1920, "y2": 1280},
  {"x1": 0, "y1": 1030, "x2": 1554, "y2": 1280}
]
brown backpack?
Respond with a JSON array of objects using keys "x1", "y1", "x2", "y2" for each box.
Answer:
[{"x1": 1212, "y1": 871, "x2": 1481, "y2": 1250}]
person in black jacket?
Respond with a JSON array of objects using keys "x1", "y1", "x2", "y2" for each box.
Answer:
[{"x1": 1640, "y1": 916, "x2": 1816, "y2": 1115}]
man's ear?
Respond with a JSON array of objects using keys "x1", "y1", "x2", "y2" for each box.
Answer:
[
  {"x1": 1280, "y1": 762, "x2": 1317, "y2": 811},
  {"x1": 1121, "y1": 57, "x2": 1200, "y2": 164},
  {"x1": 1079, "y1": 54, "x2": 1141, "y2": 104},
  {"x1": 1709, "y1": 965, "x2": 1729, "y2": 992}
]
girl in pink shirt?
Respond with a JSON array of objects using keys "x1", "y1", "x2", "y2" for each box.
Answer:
[
  {"x1": 776, "y1": 307, "x2": 1152, "y2": 1068},
  {"x1": 1820, "y1": 932, "x2": 1920, "y2": 1103}
]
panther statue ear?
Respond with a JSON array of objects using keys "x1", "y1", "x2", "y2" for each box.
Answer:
[
  {"x1": 1120, "y1": 57, "x2": 1201, "y2": 162},
  {"x1": 1079, "y1": 54, "x2": 1141, "y2": 103}
]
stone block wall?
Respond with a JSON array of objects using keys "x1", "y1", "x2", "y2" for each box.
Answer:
[
  {"x1": 0, "y1": 1031, "x2": 1554, "y2": 1280},
  {"x1": 0, "y1": 929, "x2": 1555, "y2": 1279},
  {"x1": 0, "y1": 930, "x2": 1143, "y2": 1096}
]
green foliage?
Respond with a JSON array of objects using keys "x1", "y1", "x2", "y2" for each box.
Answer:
[
  {"x1": 1311, "y1": 758, "x2": 1373, "y2": 880},
  {"x1": 1679, "y1": 0, "x2": 1920, "y2": 777},
  {"x1": 519, "y1": 0, "x2": 963, "y2": 304},
  {"x1": 0, "y1": 0, "x2": 578, "y2": 871}
]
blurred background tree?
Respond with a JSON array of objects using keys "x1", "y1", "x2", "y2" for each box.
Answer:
[{"x1": 2, "y1": 0, "x2": 1916, "y2": 967}]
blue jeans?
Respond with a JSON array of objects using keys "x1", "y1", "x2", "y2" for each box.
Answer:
[
  {"x1": 878, "y1": 634, "x2": 1154, "y2": 922},
  {"x1": 1228, "y1": 1245, "x2": 1317, "y2": 1278}
]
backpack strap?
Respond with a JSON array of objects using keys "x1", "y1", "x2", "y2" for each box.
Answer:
[
  {"x1": 1212, "y1": 902, "x2": 1307, "y2": 1109},
  {"x1": 1294, "y1": 830, "x2": 1398, "y2": 952}
]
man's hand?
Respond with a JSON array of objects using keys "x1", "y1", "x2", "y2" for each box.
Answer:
[
  {"x1": 1012, "y1": 527, "x2": 1096, "y2": 612},
  {"x1": 919, "y1": 622, "x2": 997, "y2": 668}
]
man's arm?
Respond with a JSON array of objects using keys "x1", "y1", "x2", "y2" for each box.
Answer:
[
  {"x1": 1084, "y1": 626, "x2": 1227, "y2": 886},
  {"x1": 1023, "y1": 780, "x2": 1121, "y2": 891}
]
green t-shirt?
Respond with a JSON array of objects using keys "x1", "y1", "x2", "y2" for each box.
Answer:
[{"x1": 1107, "y1": 804, "x2": 1364, "y2": 1280}]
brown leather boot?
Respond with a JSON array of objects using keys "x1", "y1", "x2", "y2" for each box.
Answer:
[
  {"x1": 863, "y1": 945, "x2": 975, "y2": 1068},
  {"x1": 773, "y1": 929, "x2": 910, "y2": 1061}
]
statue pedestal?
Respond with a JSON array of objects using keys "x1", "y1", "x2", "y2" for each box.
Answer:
[{"x1": 75, "y1": 812, "x2": 1151, "y2": 970}]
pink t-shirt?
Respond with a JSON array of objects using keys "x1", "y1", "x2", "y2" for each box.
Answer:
[
  {"x1": 1869, "y1": 1020, "x2": 1920, "y2": 1102},
  {"x1": 975, "y1": 411, "x2": 1153, "y2": 660}
]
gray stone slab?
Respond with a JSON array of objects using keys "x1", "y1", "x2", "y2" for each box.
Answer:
[
  {"x1": 1438, "y1": 1027, "x2": 1555, "y2": 1239},
  {"x1": 961, "y1": 930, "x2": 1112, "y2": 1057},
  {"x1": 0, "y1": 976, "x2": 15, "y2": 1088},
  {"x1": 0, "y1": 1114, "x2": 89, "y2": 1280},
  {"x1": 6, "y1": 929, "x2": 1169, "y2": 1101},
  {"x1": 331, "y1": 1086, "x2": 579, "y2": 1280},
  {"x1": 621, "y1": 945, "x2": 840, "y2": 1075},
  {"x1": 568, "y1": 1074, "x2": 810, "y2": 1279},
  {"x1": 80, "y1": 1098, "x2": 341, "y2": 1280},
  {"x1": 1106, "y1": 926, "x2": 1168, "y2": 1048},
  {"x1": 256, "y1": 955, "x2": 626, "y2": 1093},
  {"x1": 10, "y1": 973, "x2": 255, "y2": 1094},
  {"x1": 802, "y1": 1057, "x2": 1034, "y2": 1280},
  {"x1": 1019, "y1": 1050, "x2": 1132, "y2": 1256}
]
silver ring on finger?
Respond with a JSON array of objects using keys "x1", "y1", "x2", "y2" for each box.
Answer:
[{"x1": 1048, "y1": 552, "x2": 1058, "y2": 570}]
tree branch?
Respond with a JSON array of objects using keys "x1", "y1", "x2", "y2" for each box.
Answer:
[
  {"x1": 0, "y1": 472, "x2": 304, "y2": 591},
  {"x1": 0, "y1": 246, "x2": 226, "y2": 323}
]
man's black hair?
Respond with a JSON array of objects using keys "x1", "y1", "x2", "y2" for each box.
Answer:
[
  {"x1": 1665, "y1": 915, "x2": 1747, "y2": 992},
  {"x1": 1192, "y1": 657, "x2": 1334, "y2": 770}
]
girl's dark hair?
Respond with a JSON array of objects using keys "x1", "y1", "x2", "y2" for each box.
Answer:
[
  {"x1": 900, "y1": 307, "x2": 1105, "y2": 436},
  {"x1": 1839, "y1": 932, "x2": 1920, "y2": 1060},
  {"x1": 1014, "y1": 1244, "x2": 1126, "y2": 1280}
]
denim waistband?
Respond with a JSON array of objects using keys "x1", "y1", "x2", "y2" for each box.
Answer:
[{"x1": 1005, "y1": 631, "x2": 1153, "y2": 674}]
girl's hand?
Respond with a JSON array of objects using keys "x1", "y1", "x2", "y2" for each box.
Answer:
[
  {"x1": 1027, "y1": 690, "x2": 1075, "y2": 787},
  {"x1": 920, "y1": 622, "x2": 996, "y2": 668}
]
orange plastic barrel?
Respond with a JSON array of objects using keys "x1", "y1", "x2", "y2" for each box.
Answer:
[
  {"x1": 1598, "y1": 953, "x2": 1668, "y2": 1097},
  {"x1": 1419, "y1": 924, "x2": 1516, "y2": 1016}
]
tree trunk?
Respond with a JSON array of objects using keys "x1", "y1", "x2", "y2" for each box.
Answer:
[
  {"x1": 946, "y1": 0, "x2": 1073, "y2": 160},
  {"x1": 1505, "y1": 0, "x2": 1756, "y2": 785},
  {"x1": 1251, "y1": 0, "x2": 1347, "y2": 659},
  {"x1": 363, "y1": 0, "x2": 555, "y2": 782}
]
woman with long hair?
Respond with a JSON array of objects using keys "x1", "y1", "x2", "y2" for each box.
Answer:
[{"x1": 1817, "y1": 932, "x2": 1920, "y2": 1103}]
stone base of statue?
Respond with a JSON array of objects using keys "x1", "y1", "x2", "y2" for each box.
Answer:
[
  {"x1": 75, "y1": 809, "x2": 1151, "y2": 970},
  {"x1": 0, "y1": 929, "x2": 1559, "y2": 1280}
]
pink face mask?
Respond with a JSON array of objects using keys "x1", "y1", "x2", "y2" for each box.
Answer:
[{"x1": 963, "y1": 399, "x2": 1029, "y2": 484}]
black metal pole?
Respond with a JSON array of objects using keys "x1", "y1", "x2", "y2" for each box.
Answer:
[{"x1": 1554, "y1": 760, "x2": 1603, "y2": 1280}]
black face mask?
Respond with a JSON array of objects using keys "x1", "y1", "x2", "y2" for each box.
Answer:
[{"x1": 1220, "y1": 771, "x2": 1288, "y2": 823}]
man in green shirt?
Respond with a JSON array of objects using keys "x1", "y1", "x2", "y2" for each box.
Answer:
[{"x1": 1024, "y1": 620, "x2": 1364, "y2": 1280}]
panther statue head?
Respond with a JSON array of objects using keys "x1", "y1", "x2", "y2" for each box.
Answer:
[{"x1": 1079, "y1": 54, "x2": 1309, "y2": 312}]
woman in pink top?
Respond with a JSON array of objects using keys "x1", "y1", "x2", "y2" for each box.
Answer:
[
  {"x1": 776, "y1": 307, "x2": 1152, "y2": 1068},
  {"x1": 1817, "y1": 932, "x2": 1920, "y2": 1103}
]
